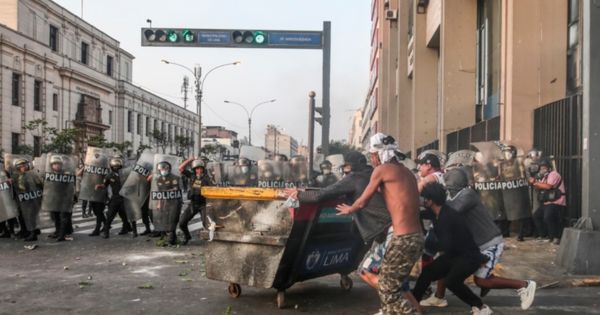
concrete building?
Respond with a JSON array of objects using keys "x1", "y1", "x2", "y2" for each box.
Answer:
[
  {"x1": 296, "y1": 144, "x2": 309, "y2": 158},
  {"x1": 264, "y1": 125, "x2": 297, "y2": 160},
  {"x1": 348, "y1": 109, "x2": 363, "y2": 149},
  {"x1": 365, "y1": 0, "x2": 572, "y2": 156},
  {"x1": 366, "y1": 0, "x2": 584, "y2": 222},
  {"x1": 0, "y1": 0, "x2": 197, "y2": 157}
]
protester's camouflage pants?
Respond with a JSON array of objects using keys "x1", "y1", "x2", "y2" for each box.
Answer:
[{"x1": 378, "y1": 232, "x2": 424, "y2": 315}]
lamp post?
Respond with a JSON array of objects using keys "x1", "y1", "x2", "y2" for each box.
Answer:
[
  {"x1": 161, "y1": 59, "x2": 240, "y2": 155},
  {"x1": 223, "y1": 99, "x2": 276, "y2": 146}
]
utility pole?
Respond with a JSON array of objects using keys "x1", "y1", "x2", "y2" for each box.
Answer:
[
  {"x1": 194, "y1": 66, "x2": 202, "y2": 155},
  {"x1": 308, "y1": 91, "x2": 316, "y2": 179},
  {"x1": 181, "y1": 76, "x2": 189, "y2": 110}
]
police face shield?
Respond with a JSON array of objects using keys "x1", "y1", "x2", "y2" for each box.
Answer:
[{"x1": 157, "y1": 162, "x2": 171, "y2": 176}]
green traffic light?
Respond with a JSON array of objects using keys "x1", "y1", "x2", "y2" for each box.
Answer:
[
  {"x1": 182, "y1": 30, "x2": 194, "y2": 42},
  {"x1": 254, "y1": 31, "x2": 266, "y2": 44},
  {"x1": 167, "y1": 30, "x2": 178, "y2": 42}
]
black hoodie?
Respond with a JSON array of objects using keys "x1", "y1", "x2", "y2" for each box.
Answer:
[{"x1": 297, "y1": 166, "x2": 391, "y2": 243}]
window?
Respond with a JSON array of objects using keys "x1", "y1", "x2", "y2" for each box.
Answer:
[
  {"x1": 108, "y1": 110, "x2": 113, "y2": 125},
  {"x1": 12, "y1": 73, "x2": 21, "y2": 106},
  {"x1": 33, "y1": 136, "x2": 41, "y2": 156},
  {"x1": 11, "y1": 133, "x2": 20, "y2": 153},
  {"x1": 106, "y1": 55, "x2": 113, "y2": 76},
  {"x1": 49, "y1": 25, "x2": 59, "y2": 51},
  {"x1": 137, "y1": 114, "x2": 142, "y2": 135},
  {"x1": 476, "y1": 0, "x2": 502, "y2": 121},
  {"x1": 34, "y1": 80, "x2": 42, "y2": 111},
  {"x1": 146, "y1": 116, "x2": 151, "y2": 135},
  {"x1": 52, "y1": 93, "x2": 58, "y2": 111},
  {"x1": 81, "y1": 41, "x2": 89, "y2": 64},
  {"x1": 154, "y1": 120, "x2": 158, "y2": 133},
  {"x1": 127, "y1": 111, "x2": 133, "y2": 132}
]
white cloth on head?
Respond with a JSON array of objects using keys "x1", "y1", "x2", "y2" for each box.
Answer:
[{"x1": 369, "y1": 133, "x2": 401, "y2": 163}]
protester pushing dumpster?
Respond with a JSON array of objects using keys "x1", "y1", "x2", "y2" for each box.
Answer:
[{"x1": 200, "y1": 184, "x2": 368, "y2": 308}]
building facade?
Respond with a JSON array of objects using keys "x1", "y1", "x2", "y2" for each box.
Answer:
[
  {"x1": 364, "y1": 0, "x2": 572, "y2": 157},
  {"x1": 264, "y1": 125, "x2": 298, "y2": 159},
  {"x1": 0, "y1": 0, "x2": 197, "y2": 157}
]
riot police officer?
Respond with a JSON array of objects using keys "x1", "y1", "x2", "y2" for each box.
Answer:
[
  {"x1": 315, "y1": 160, "x2": 338, "y2": 188},
  {"x1": 178, "y1": 158, "x2": 213, "y2": 245},
  {"x1": 150, "y1": 161, "x2": 183, "y2": 245},
  {"x1": 97, "y1": 158, "x2": 133, "y2": 238},
  {"x1": 13, "y1": 158, "x2": 43, "y2": 241},
  {"x1": 43, "y1": 155, "x2": 76, "y2": 242},
  {"x1": 231, "y1": 157, "x2": 257, "y2": 186}
]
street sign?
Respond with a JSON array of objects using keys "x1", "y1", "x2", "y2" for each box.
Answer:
[
  {"x1": 198, "y1": 31, "x2": 231, "y2": 44},
  {"x1": 269, "y1": 32, "x2": 322, "y2": 47}
]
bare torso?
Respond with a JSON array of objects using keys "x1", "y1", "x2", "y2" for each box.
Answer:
[{"x1": 377, "y1": 163, "x2": 422, "y2": 236}]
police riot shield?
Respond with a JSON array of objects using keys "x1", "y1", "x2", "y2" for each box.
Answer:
[
  {"x1": 239, "y1": 146, "x2": 267, "y2": 161},
  {"x1": 325, "y1": 154, "x2": 345, "y2": 180},
  {"x1": 471, "y1": 142, "x2": 506, "y2": 221},
  {"x1": 0, "y1": 170, "x2": 19, "y2": 223},
  {"x1": 289, "y1": 156, "x2": 309, "y2": 188},
  {"x1": 445, "y1": 150, "x2": 476, "y2": 170},
  {"x1": 4, "y1": 154, "x2": 32, "y2": 178},
  {"x1": 257, "y1": 160, "x2": 290, "y2": 189},
  {"x1": 15, "y1": 171, "x2": 43, "y2": 231},
  {"x1": 206, "y1": 162, "x2": 228, "y2": 186},
  {"x1": 79, "y1": 147, "x2": 111, "y2": 202},
  {"x1": 150, "y1": 154, "x2": 183, "y2": 232},
  {"x1": 32, "y1": 154, "x2": 47, "y2": 181},
  {"x1": 228, "y1": 163, "x2": 258, "y2": 187},
  {"x1": 41, "y1": 154, "x2": 76, "y2": 213},
  {"x1": 120, "y1": 150, "x2": 154, "y2": 222},
  {"x1": 498, "y1": 145, "x2": 531, "y2": 221}
]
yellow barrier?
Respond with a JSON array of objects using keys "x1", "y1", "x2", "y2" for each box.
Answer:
[{"x1": 201, "y1": 187, "x2": 288, "y2": 201}]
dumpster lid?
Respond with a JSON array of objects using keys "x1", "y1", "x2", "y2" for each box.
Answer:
[{"x1": 202, "y1": 187, "x2": 287, "y2": 201}]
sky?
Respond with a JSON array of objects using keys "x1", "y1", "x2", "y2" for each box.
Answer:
[{"x1": 54, "y1": 0, "x2": 371, "y2": 147}]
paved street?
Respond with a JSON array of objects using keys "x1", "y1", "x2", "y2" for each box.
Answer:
[{"x1": 1, "y1": 207, "x2": 599, "y2": 315}]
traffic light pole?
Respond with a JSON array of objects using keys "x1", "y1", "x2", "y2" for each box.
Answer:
[
  {"x1": 308, "y1": 91, "x2": 316, "y2": 179},
  {"x1": 194, "y1": 66, "x2": 202, "y2": 156}
]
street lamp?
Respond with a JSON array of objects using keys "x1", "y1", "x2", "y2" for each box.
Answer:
[
  {"x1": 161, "y1": 59, "x2": 240, "y2": 155},
  {"x1": 223, "y1": 99, "x2": 276, "y2": 146}
]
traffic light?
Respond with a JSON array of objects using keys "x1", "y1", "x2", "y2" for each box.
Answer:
[
  {"x1": 143, "y1": 29, "x2": 195, "y2": 44},
  {"x1": 231, "y1": 30, "x2": 267, "y2": 45}
]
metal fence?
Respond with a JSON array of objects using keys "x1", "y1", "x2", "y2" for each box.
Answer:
[{"x1": 533, "y1": 94, "x2": 582, "y2": 223}]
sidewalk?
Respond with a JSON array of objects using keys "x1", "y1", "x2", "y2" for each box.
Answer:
[{"x1": 491, "y1": 237, "x2": 600, "y2": 288}]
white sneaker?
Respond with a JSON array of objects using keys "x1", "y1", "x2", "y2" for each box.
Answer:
[
  {"x1": 420, "y1": 295, "x2": 448, "y2": 307},
  {"x1": 471, "y1": 304, "x2": 493, "y2": 315},
  {"x1": 517, "y1": 280, "x2": 537, "y2": 310},
  {"x1": 372, "y1": 310, "x2": 383, "y2": 315}
]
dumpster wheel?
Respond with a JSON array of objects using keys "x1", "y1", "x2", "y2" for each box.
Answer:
[
  {"x1": 340, "y1": 275, "x2": 353, "y2": 291},
  {"x1": 228, "y1": 283, "x2": 242, "y2": 298},
  {"x1": 277, "y1": 291, "x2": 285, "y2": 309}
]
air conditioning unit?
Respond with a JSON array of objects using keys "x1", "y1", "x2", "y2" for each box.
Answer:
[{"x1": 385, "y1": 9, "x2": 398, "y2": 20}]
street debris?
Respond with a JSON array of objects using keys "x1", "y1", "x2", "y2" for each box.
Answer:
[
  {"x1": 78, "y1": 281, "x2": 92, "y2": 289},
  {"x1": 137, "y1": 283, "x2": 154, "y2": 289},
  {"x1": 572, "y1": 278, "x2": 600, "y2": 287},
  {"x1": 24, "y1": 245, "x2": 37, "y2": 250},
  {"x1": 222, "y1": 306, "x2": 232, "y2": 315},
  {"x1": 63, "y1": 266, "x2": 69, "y2": 270}
]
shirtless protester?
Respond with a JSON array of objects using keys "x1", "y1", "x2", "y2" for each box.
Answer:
[{"x1": 337, "y1": 133, "x2": 423, "y2": 315}]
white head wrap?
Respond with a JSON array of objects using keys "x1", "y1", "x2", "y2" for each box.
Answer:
[{"x1": 369, "y1": 133, "x2": 405, "y2": 163}]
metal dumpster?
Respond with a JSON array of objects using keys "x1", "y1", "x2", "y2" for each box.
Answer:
[{"x1": 200, "y1": 187, "x2": 368, "y2": 308}]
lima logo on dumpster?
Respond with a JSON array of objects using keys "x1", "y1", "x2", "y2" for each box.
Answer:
[{"x1": 304, "y1": 247, "x2": 352, "y2": 271}]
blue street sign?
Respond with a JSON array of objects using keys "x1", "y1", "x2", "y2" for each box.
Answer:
[
  {"x1": 268, "y1": 32, "x2": 322, "y2": 47},
  {"x1": 198, "y1": 31, "x2": 231, "y2": 44}
]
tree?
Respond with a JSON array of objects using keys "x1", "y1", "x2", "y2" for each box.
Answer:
[
  {"x1": 87, "y1": 134, "x2": 109, "y2": 148},
  {"x1": 151, "y1": 129, "x2": 168, "y2": 154},
  {"x1": 42, "y1": 128, "x2": 81, "y2": 154},
  {"x1": 13, "y1": 144, "x2": 34, "y2": 155},
  {"x1": 318, "y1": 140, "x2": 357, "y2": 156},
  {"x1": 174, "y1": 135, "x2": 193, "y2": 157}
]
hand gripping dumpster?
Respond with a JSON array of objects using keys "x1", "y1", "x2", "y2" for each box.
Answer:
[{"x1": 200, "y1": 186, "x2": 368, "y2": 308}]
